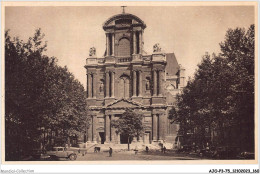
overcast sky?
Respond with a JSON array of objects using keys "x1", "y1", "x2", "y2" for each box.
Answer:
[{"x1": 5, "y1": 6, "x2": 254, "y2": 89}]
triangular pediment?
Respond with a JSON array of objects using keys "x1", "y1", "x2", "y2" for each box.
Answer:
[{"x1": 106, "y1": 98, "x2": 142, "y2": 108}]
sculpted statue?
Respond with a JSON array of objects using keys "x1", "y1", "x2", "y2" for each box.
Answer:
[
  {"x1": 145, "y1": 78, "x2": 150, "y2": 90},
  {"x1": 153, "y1": 43, "x2": 161, "y2": 53},
  {"x1": 99, "y1": 80, "x2": 104, "y2": 92},
  {"x1": 89, "y1": 47, "x2": 96, "y2": 56}
]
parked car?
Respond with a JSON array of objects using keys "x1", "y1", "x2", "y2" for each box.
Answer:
[{"x1": 46, "y1": 147, "x2": 77, "y2": 160}]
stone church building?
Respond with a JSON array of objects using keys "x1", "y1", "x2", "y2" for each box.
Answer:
[{"x1": 85, "y1": 11, "x2": 185, "y2": 146}]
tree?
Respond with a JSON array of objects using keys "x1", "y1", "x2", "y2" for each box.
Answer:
[
  {"x1": 5, "y1": 29, "x2": 88, "y2": 160},
  {"x1": 169, "y1": 24, "x2": 255, "y2": 152},
  {"x1": 111, "y1": 109, "x2": 143, "y2": 151}
]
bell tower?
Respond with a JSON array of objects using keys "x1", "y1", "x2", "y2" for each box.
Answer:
[{"x1": 102, "y1": 11, "x2": 146, "y2": 61}]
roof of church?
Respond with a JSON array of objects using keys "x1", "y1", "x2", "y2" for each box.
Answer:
[
  {"x1": 103, "y1": 13, "x2": 146, "y2": 29},
  {"x1": 165, "y1": 53, "x2": 180, "y2": 76}
]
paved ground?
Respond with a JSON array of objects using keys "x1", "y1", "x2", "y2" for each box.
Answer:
[{"x1": 63, "y1": 150, "x2": 207, "y2": 161}]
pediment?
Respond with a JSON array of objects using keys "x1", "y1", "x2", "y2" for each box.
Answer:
[{"x1": 106, "y1": 98, "x2": 142, "y2": 108}]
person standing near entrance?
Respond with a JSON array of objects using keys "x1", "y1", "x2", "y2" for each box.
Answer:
[
  {"x1": 109, "y1": 147, "x2": 113, "y2": 157},
  {"x1": 146, "y1": 146, "x2": 149, "y2": 153}
]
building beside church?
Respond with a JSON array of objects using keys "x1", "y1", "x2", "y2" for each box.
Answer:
[{"x1": 85, "y1": 11, "x2": 186, "y2": 145}]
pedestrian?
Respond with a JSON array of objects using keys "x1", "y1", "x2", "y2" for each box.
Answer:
[
  {"x1": 163, "y1": 146, "x2": 166, "y2": 153},
  {"x1": 109, "y1": 147, "x2": 113, "y2": 157},
  {"x1": 145, "y1": 146, "x2": 149, "y2": 153}
]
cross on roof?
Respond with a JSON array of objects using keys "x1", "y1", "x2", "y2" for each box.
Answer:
[{"x1": 121, "y1": 6, "x2": 127, "y2": 14}]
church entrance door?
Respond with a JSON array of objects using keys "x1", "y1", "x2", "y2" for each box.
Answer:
[
  {"x1": 99, "y1": 132, "x2": 105, "y2": 144},
  {"x1": 120, "y1": 134, "x2": 132, "y2": 144}
]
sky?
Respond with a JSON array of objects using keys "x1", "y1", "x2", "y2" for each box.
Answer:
[{"x1": 5, "y1": 6, "x2": 255, "y2": 89}]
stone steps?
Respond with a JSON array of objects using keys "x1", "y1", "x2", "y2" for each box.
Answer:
[{"x1": 88, "y1": 143, "x2": 162, "y2": 152}]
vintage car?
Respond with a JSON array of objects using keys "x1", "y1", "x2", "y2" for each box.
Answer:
[{"x1": 46, "y1": 147, "x2": 77, "y2": 160}]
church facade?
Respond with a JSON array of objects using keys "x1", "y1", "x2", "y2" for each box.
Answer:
[{"x1": 85, "y1": 12, "x2": 185, "y2": 145}]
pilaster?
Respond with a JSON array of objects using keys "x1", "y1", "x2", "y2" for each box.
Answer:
[
  {"x1": 153, "y1": 70, "x2": 157, "y2": 96},
  {"x1": 133, "y1": 70, "x2": 137, "y2": 97},
  {"x1": 105, "y1": 115, "x2": 110, "y2": 143},
  {"x1": 105, "y1": 72, "x2": 110, "y2": 98},
  {"x1": 152, "y1": 114, "x2": 157, "y2": 141},
  {"x1": 111, "y1": 72, "x2": 115, "y2": 97},
  {"x1": 92, "y1": 115, "x2": 97, "y2": 143},
  {"x1": 139, "y1": 70, "x2": 142, "y2": 96},
  {"x1": 133, "y1": 32, "x2": 136, "y2": 54},
  {"x1": 111, "y1": 115, "x2": 115, "y2": 142},
  {"x1": 106, "y1": 33, "x2": 110, "y2": 56},
  {"x1": 93, "y1": 73, "x2": 97, "y2": 98}
]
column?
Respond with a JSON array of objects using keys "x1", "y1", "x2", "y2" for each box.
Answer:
[
  {"x1": 111, "y1": 115, "x2": 115, "y2": 142},
  {"x1": 111, "y1": 72, "x2": 115, "y2": 97},
  {"x1": 133, "y1": 71, "x2": 137, "y2": 97},
  {"x1": 117, "y1": 134, "x2": 120, "y2": 144},
  {"x1": 86, "y1": 74, "x2": 89, "y2": 98},
  {"x1": 93, "y1": 73, "x2": 96, "y2": 98},
  {"x1": 105, "y1": 72, "x2": 110, "y2": 98},
  {"x1": 152, "y1": 114, "x2": 157, "y2": 141},
  {"x1": 158, "y1": 70, "x2": 161, "y2": 96},
  {"x1": 159, "y1": 114, "x2": 165, "y2": 140},
  {"x1": 88, "y1": 73, "x2": 92, "y2": 98},
  {"x1": 112, "y1": 33, "x2": 115, "y2": 56},
  {"x1": 153, "y1": 70, "x2": 157, "y2": 96},
  {"x1": 106, "y1": 33, "x2": 110, "y2": 56},
  {"x1": 141, "y1": 30, "x2": 143, "y2": 53},
  {"x1": 133, "y1": 32, "x2": 136, "y2": 54},
  {"x1": 157, "y1": 114, "x2": 160, "y2": 140},
  {"x1": 87, "y1": 121, "x2": 92, "y2": 142},
  {"x1": 139, "y1": 31, "x2": 142, "y2": 54},
  {"x1": 92, "y1": 115, "x2": 97, "y2": 143},
  {"x1": 105, "y1": 115, "x2": 110, "y2": 143},
  {"x1": 139, "y1": 70, "x2": 142, "y2": 96}
]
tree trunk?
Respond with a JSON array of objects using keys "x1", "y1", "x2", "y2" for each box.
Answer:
[
  {"x1": 68, "y1": 136, "x2": 71, "y2": 148},
  {"x1": 128, "y1": 137, "x2": 130, "y2": 151}
]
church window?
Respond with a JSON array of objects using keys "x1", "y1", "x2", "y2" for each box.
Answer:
[
  {"x1": 115, "y1": 19, "x2": 132, "y2": 26},
  {"x1": 119, "y1": 74, "x2": 130, "y2": 98},
  {"x1": 118, "y1": 37, "x2": 130, "y2": 56}
]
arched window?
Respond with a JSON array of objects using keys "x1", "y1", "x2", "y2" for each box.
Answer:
[
  {"x1": 118, "y1": 74, "x2": 130, "y2": 98},
  {"x1": 117, "y1": 37, "x2": 130, "y2": 56}
]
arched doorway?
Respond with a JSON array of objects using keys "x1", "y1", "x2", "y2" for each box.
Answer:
[
  {"x1": 118, "y1": 74, "x2": 130, "y2": 98},
  {"x1": 120, "y1": 134, "x2": 133, "y2": 144}
]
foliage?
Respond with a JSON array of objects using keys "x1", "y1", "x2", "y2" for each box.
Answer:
[
  {"x1": 111, "y1": 108, "x2": 143, "y2": 150},
  {"x1": 169, "y1": 25, "x2": 255, "y2": 152},
  {"x1": 5, "y1": 29, "x2": 88, "y2": 160}
]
